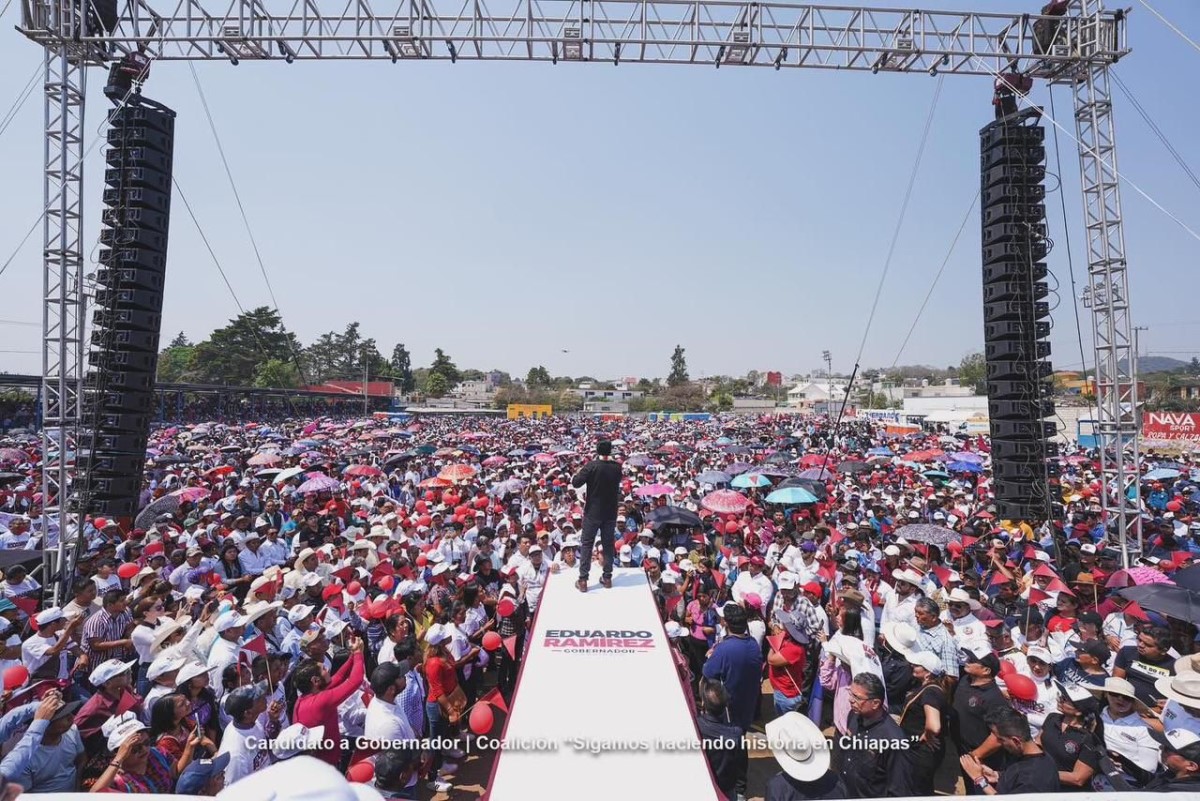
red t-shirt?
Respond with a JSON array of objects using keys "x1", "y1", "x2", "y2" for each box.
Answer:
[
  {"x1": 426, "y1": 656, "x2": 458, "y2": 702},
  {"x1": 767, "y1": 640, "x2": 807, "y2": 698}
]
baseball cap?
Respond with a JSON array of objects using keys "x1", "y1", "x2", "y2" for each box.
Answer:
[
  {"x1": 176, "y1": 753, "x2": 232, "y2": 794},
  {"x1": 288, "y1": 604, "x2": 316, "y2": 624},
  {"x1": 272, "y1": 723, "x2": 326, "y2": 760},
  {"x1": 89, "y1": 658, "x2": 135, "y2": 687},
  {"x1": 960, "y1": 648, "x2": 1001, "y2": 675},
  {"x1": 147, "y1": 652, "x2": 187, "y2": 681},
  {"x1": 102, "y1": 711, "x2": 146, "y2": 752},
  {"x1": 34, "y1": 607, "x2": 64, "y2": 627},
  {"x1": 1070, "y1": 638, "x2": 1111, "y2": 664},
  {"x1": 1025, "y1": 645, "x2": 1053, "y2": 664},
  {"x1": 224, "y1": 682, "x2": 268, "y2": 719}
]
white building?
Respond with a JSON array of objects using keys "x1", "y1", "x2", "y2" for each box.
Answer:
[{"x1": 787, "y1": 380, "x2": 850, "y2": 408}]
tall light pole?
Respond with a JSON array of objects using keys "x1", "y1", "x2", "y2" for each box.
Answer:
[
  {"x1": 822, "y1": 350, "x2": 832, "y2": 417},
  {"x1": 362, "y1": 346, "x2": 370, "y2": 416}
]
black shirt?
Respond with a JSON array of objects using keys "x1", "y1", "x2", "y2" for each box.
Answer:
[
  {"x1": 696, "y1": 712, "x2": 747, "y2": 799},
  {"x1": 954, "y1": 680, "x2": 1007, "y2": 755},
  {"x1": 571, "y1": 458, "x2": 623, "y2": 521},
  {"x1": 838, "y1": 712, "x2": 906, "y2": 798},
  {"x1": 1039, "y1": 712, "x2": 1101, "y2": 788},
  {"x1": 765, "y1": 770, "x2": 848, "y2": 801},
  {"x1": 880, "y1": 654, "x2": 914, "y2": 715},
  {"x1": 997, "y1": 751, "x2": 1062, "y2": 794},
  {"x1": 1143, "y1": 771, "x2": 1200, "y2": 792},
  {"x1": 1114, "y1": 645, "x2": 1175, "y2": 705},
  {"x1": 899, "y1": 684, "x2": 950, "y2": 753}
]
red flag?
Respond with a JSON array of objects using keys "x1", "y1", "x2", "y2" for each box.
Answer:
[
  {"x1": 961, "y1": 535, "x2": 978, "y2": 549},
  {"x1": 711, "y1": 571, "x2": 726, "y2": 590},
  {"x1": 1023, "y1": 545, "x2": 1037, "y2": 560},
  {"x1": 989, "y1": 571, "x2": 1012, "y2": 587},
  {"x1": 1122, "y1": 600, "x2": 1149, "y2": 621},
  {"x1": 371, "y1": 562, "x2": 395, "y2": 579},
  {"x1": 11, "y1": 596, "x2": 38, "y2": 617},
  {"x1": 331, "y1": 566, "x2": 354, "y2": 584},
  {"x1": 766, "y1": 633, "x2": 785, "y2": 653},
  {"x1": 502, "y1": 635, "x2": 518, "y2": 660},
  {"x1": 931, "y1": 565, "x2": 952, "y2": 586},
  {"x1": 481, "y1": 687, "x2": 509, "y2": 714},
  {"x1": 241, "y1": 634, "x2": 267, "y2": 658},
  {"x1": 1028, "y1": 587, "x2": 1050, "y2": 605}
]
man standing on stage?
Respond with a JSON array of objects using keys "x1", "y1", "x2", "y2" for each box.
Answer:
[{"x1": 572, "y1": 440, "x2": 622, "y2": 592}]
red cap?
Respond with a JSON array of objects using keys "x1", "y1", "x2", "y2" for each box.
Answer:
[{"x1": 801, "y1": 582, "x2": 822, "y2": 597}]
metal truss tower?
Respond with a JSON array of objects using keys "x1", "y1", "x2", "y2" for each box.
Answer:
[{"x1": 16, "y1": 0, "x2": 1138, "y2": 566}]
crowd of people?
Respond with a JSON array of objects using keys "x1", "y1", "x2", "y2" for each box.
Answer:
[{"x1": 0, "y1": 412, "x2": 1195, "y2": 799}]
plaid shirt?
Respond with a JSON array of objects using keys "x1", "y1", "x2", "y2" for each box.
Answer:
[
  {"x1": 917, "y1": 622, "x2": 960, "y2": 678},
  {"x1": 81, "y1": 607, "x2": 134, "y2": 661},
  {"x1": 771, "y1": 595, "x2": 824, "y2": 641}
]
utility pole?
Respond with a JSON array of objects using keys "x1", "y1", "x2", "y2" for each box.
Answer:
[{"x1": 362, "y1": 346, "x2": 369, "y2": 416}]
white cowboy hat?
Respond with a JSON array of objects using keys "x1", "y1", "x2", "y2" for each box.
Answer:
[
  {"x1": 946, "y1": 588, "x2": 982, "y2": 612},
  {"x1": 1087, "y1": 676, "x2": 1149, "y2": 714},
  {"x1": 764, "y1": 712, "x2": 831, "y2": 782},
  {"x1": 1156, "y1": 672, "x2": 1200, "y2": 711},
  {"x1": 882, "y1": 622, "x2": 919, "y2": 657},
  {"x1": 892, "y1": 568, "x2": 924, "y2": 587}
]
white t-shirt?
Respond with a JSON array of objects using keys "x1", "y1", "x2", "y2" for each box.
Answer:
[
  {"x1": 2, "y1": 578, "x2": 39, "y2": 599},
  {"x1": 92, "y1": 573, "x2": 122, "y2": 594},
  {"x1": 363, "y1": 695, "x2": 416, "y2": 743},
  {"x1": 1100, "y1": 708, "x2": 1161, "y2": 772},
  {"x1": 217, "y1": 720, "x2": 269, "y2": 786},
  {"x1": 21, "y1": 634, "x2": 68, "y2": 679}
]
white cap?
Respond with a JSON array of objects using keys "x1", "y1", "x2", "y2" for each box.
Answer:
[
  {"x1": 288, "y1": 604, "x2": 316, "y2": 624},
  {"x1": 660, "y1": 572, "x2": 678, "y2": 585},
  {"x1": 664, "y1": 621, "x2": 687, "y2": 639},
  {"x1": 214, "y1": 611, "x2": 249, "y2": 633},
  {"x1": 1079, "y1": 543, "x2": 1097, "y2": 554},
  {"x1": 34, "y1": 607, "x2": 64, "y2": 627},
  {"x1": 89, "y1": 658, "x2": 136, "y2": 687},
  {"x1": 425, "y1": 623, "x2": 450, "y2": 646},
  {"x1": 102, "y1": 711, "x2": 146, "y2": 752},
  {"x1": 883, "y1": 545, "x2": 901, "y2": 557},
  {"x1": 175, "y1": 660, "x2": 210, "y2": 688},
  {"x1": 147, "y1": 652, "x2": 187, "y2": 681},
  {"x1": 776, "y1": 573, "x2": 798, "y2": 590},
  {"x1": 272, "y1": 723, "x2": 327, "y2": 760}
]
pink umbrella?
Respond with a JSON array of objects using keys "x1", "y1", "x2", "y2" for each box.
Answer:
[
  {"x1": 439, "y1": 464, "x2": 478, "y2": 482},
  {"x1": 247, "y1": 453, "x2": 281, "y2": 467},
  {"x1": 531, "y1": 453, "x2": 557, "y2": 465},
  {"x1": 0, "y1": 449, "x2": 28, "y2": 465},
  {"x1": 1105, "y1": 567, "x2": 1173, "y2": 588},
  {"x1": 482, "y1": 456, "x2": 508, "y2": 468},
  {"x1": 344, "y1": 464, "x2": 383, "y2": 478},
  {"x1": 701, "y1": 489, "x2": 750, "y2": 515},
  {"x1": 173, "y1": 487, "x2": 210, "y2": 503},
  {"x1": 635, "y1": 483, "x2": 675, "y2": 498},
  {"x1": 296, "y1": 475, "x2": 342, "y2": 494}
]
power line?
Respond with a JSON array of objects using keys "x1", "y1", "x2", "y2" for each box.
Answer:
[
  {"x1": 1137, "y1": 0, "x2": 1200, "y2": 56},
  {"x1": 1110, "y1": 70, "x2": 1200, "y2": 196},
  {"x1": 0, "y1": 319, "x2": 39, "y2": 326},
  {"x1": 171, "y1": 177, "x2": 247, "y2": 315},
  {"x1": 970, "y1": 56, "x2": 1200, "y2": 246},
  {"x1": 0, "y1": 64, "x2": 42, "y2": 141},
  {"x1": 889, "y1": 190, "x2": 978, "y2": 368}
]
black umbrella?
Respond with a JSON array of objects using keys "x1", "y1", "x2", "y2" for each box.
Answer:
[
  {"x1": 151, "y1": 455, "x2": 191, "y2": 465},
  {"x1": 0, "y1": 473, "x2": 24, "y2": 484},
  {"x1": 895, "y1": 523, "x2": 960, "y2": 546},
  {"x1": 646, "y1": 506, "x2": 703, "y2": 529},
  {"x1": 1174, "y1": 564, "x2": 1200, "y2": 592},
  {"x1": 778, "y1": 476, "x2": 827, "y2": 499},
  {"x1": 837, "y1": 460, "x2": 871, "y2": 475},
  {"x1": 382, "y1": 451, "x2": 416, "y2": 471},
  {"x1": 1118, "y1": 583, "x2": 1200, "y2": 623}
]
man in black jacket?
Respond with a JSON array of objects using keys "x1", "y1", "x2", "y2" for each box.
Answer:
[
  {"x1": 571, "y1": 440, "x2": 622, "y2": 591},
  {"x1": 838, "y1": 672, "x2": 906, "y2": 798},
  {"x1": 695, "y1": 679, "x2": 747, "y2": 801},
  {"x1": 1143, "y1": 728, "x2": 1200, "y2": 792}
]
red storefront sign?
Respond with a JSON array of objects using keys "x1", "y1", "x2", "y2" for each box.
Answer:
[{"x1": 1143, "y1": 412, "x2": 1200, "y2": 443}]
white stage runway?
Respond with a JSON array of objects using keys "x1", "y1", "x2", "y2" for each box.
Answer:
[{"x1": 484, "y1": 567, "x2": 723, "y2": 801}]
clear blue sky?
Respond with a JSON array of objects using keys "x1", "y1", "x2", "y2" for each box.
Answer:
[{"x1": 0, "y1": 0, "x2": 1197, "y2": 382}]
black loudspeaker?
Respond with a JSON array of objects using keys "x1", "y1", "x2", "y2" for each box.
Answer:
[
  {"x1": 71, "y1": 96, "x2": 175, "y2": 520},
  {"x1": 980, "y1": 108, "x2": 1055, "y2": 522}
]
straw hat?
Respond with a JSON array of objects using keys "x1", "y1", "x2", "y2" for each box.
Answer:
[
  {"x1": 764, "y1": 712, "x2": 831, "y2": 782},
  {"x1": 1087, "y1": 676, "x2": 1149, "y2": 714},
  {"x1": 149, "y1": 619, "x2": 184, "y2": 655},
  {"x1": 1156, "y1": 672, "x2": 1200, "y2": 711},
  {"x1": 882, "y1": 622, "x2": 919, "y2": 657}
]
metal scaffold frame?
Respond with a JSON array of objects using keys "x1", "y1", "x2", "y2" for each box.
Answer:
[{"x1": 15, "y1": 0, "x2": 1141, "y2": 577}]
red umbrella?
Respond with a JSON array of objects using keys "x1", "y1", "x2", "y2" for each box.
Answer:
[
  {"x1": 798, "y1": 454, "x2": 828, "y2": 469},
  {"x1": 344, "y1": 465, "x2": 383, "y2": 478},
  {"x1": 419, "y1": 477, "x2": 452, "y2": 489},
  {"x1": 482, "y1": 456, "x2": 508, "y2": 468},
  {"x1": 701, "y1": 490, "x2": 750, "y2": 515},
  {"x1": 439, "y1": 464, "x2": 478, "y2": 482},
  {"x1": 0, "y1": 449, "x2": 28, "y2": 465},
  {"x1": 174, "y1": 487, "x2": 210, "y2": 503},
  {"x1": 204, "y1": 465, "x2": 234, "y2": 478}
]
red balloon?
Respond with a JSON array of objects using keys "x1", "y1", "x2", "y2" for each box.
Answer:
[
  {"x1": 346, "y1": 581, "x2": 362, "y2": 596},
  {"x1": 454, "y1": 505, "x2": 468, "y2": 517},
  {"x1": 2, "y1": 665, "x2": 28, "y2": 691},
  {"x1": 468, "y1": 702, "x2": 494, "y2": 735},
  {"x1": 415, "y1": 555, "x2": 428, "y2": 567},
  {"x1": 474, "y1": 497, "x2": 489, "y2": 509},
  {"x1": 377, "y1": 575, "x2": 395, "y2": 592},
  {"x1": 725, "y1": 521, "x2": 740, "y2": 534},
  {"x1": 1004, "y1": 673, "x2": 1037, "y2": 703},
  {"x1": 482, "y1": 631, "x2": 503, "y2": 651},
  {"x1": 415, "y1": 500, "x2": 428, "y2": 513},
  {"x1": 497, "y1": 598, "x2": 516, "y2": 618},
  {"x1": 346, "y1": 761, "x2": 374, "y2": 783},
  {"x1": 117, "y1": 562, "x2": 140, "y2": 580},
  {"x1": 417, "y1": 515, "x2": 432, "y2": 528},
  {"x1": 998, "y1": 659, "x2": 1016, "y2": 676}
]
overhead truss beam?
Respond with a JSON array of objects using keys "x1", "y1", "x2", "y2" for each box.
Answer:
[{"x1": 19, "y1": 1, "x2": 1124, "y2": 76}]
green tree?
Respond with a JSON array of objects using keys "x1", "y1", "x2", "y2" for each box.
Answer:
[
  {"x1": 957, "y1": 352, "x2": 987, "y2": 395},
  {"x1": 253, "y1": 358, "x2": 300, "y2": 388},
  {"x1": 190, "y1": 307, "x2": 301, "y2": 386},
  {"x1": 668, "y1": 345, "x2": 689, "y2": 387},
  {"x1": 158, "y1": 332, "x2": 196, "y2": 382},
  {"x1": 526, "y1": 366, "x2": 552, "y2": 388},
  {"x1": 425, "y1": 371, "x2": 450, "y2": 398},
  {"x1": 167, "y1": 331, "x2": 191, "y2": 349},
  {"x1": 390, "y1": 344, "x2": 415, "y2": 393},
  {"x1": 429, "y1": 349, "x2": 460, "y2": 390}
]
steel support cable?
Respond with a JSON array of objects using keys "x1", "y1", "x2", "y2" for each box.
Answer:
[
  {"x1": 0, "y1": 63, "x2": 43, "y2": 140},
  {"x1": 1047, "y1": 86, "x2": 1092, "y2": 388},
  {"x1": 187, "y1": 63, "x2": 309, "y2": 384},
  {"x1": 1110, "y1": 71, "x2": 1200, "y2": 196},
  {"x1": 889, "y1": 190, "x2": 979, "y2": 368},
  {"x1": 970, "y1": 56, "x2": 1200, "y2": 245},
  {"x1": 1136, "y1": 0, "x2": 1200, "y2": 57}
]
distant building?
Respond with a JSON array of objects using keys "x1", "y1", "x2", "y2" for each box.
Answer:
[
  {"x1": 570, "y1": 387, "x2": 644, "y2": 402},
  {"x1": 508, "y1": 403, "x2": 552, "y2": 419},
  {"x1": 787, "y1": 380, "x2": 850, "y2": 408},
  {"x1": 902, "y1": 379, "x2": 974, "y2": 399},
  {"x1": 583, "y1": 400, "x2": 629, "y2": 414},
  {"x1": 731, "y1": 398, "x2": 778, "y2": 414}
]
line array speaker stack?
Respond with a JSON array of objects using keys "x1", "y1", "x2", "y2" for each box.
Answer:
[
  {"x1": 979, "y1": 107, "x2": 1056, "y2": 522},
  {"x1": 71, "y1": 96, "x2": 175, "y2": 520}
]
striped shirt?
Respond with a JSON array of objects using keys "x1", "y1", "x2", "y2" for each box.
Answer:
[
  {"x1": 917, "y1": 622, "x2": 960, "y2": 678},
  {"x1": 82, "y1": 607, "x2": 134, "y2": 661}
]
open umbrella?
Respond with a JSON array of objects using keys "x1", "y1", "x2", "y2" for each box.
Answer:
[
  {"x1": 837, "y1": 461, "x2": 871, "y2": 475},
  {"x1": 946, "y1": 462, "x2": 983, "y2": 474},
  {"x1": 701, "y1": 490, "x2": 750, "y2": 515},
  {"x1": 646, "y1": 506, "x2": 703, "y2": 529},
  {"x1": 625, "y1": 454, "x2": 655, "y2": 468},
  {"x1": 344, "y1": 464, "x2": 383, "y2": 478},
  {"x1": 0, "y1": 473, "x2": 23, "y2": 484},
  {"x1": 726, "y1": 462, "x2": 754, "y2": 476},
  {"x1": 731, "y1": 473, "x2": 772, "y2": 489},
  {"x1": 1143, "y1": 468, "x2": 1182, "y2": 482},
  {"x1": 531, "y1": 453, "x2": 558, "y2": 465},
  {"x1": 797, "y1": 467, "x2": 835, "y2": 482},
  {"x1": 439, "y1": 464, "x2": 478, "y2": 482},
  {"x1": 175, "y1": 487, "x2": 210, "y2": 503},
  {"x1": 765, "y1": 487, "x2": 819, "y2": 505},
  {"x1": 490, "y1": 478, "x2": 527, "y2": 496},
  {"x1": 274, "y1": 466, "x2": 306, "y2": 484},
  {"x1": 482, "y1": 456, "x2": 508, "y2": 468},
  {"x1": 1105, "y1": 567, "x2": 1173, "y2": 588},
  {"x1": 247, "y1": 453, "x2": 281, "y2": 467},
  {"x1": 1173, "y1": 564, "x2": 1200, "y2": 592},
  {"x1": 778, "y1": 477, "x2": 827, "y2": 499},
  {"x1": 895, "y1": 523, "x2": 960, "y2": 546},
  {"x1": 296, "y1": 474, "x2": 342, "y2": 494},
  {"x1": 696, "y1": 470, "x2": 731, "y2": 485},
  {"x1": 0, "y1": 449, "x2": 28, "y2": 464},
  {"x1": 419, "y1": 476, "x2": 453, "y2": 489},
  {"x1": 634, "y1": 483, "x2": 676, "y2": 498},
  {"x1": 1117, "y1": 584, "x2": 1200, "y2": 623}
]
